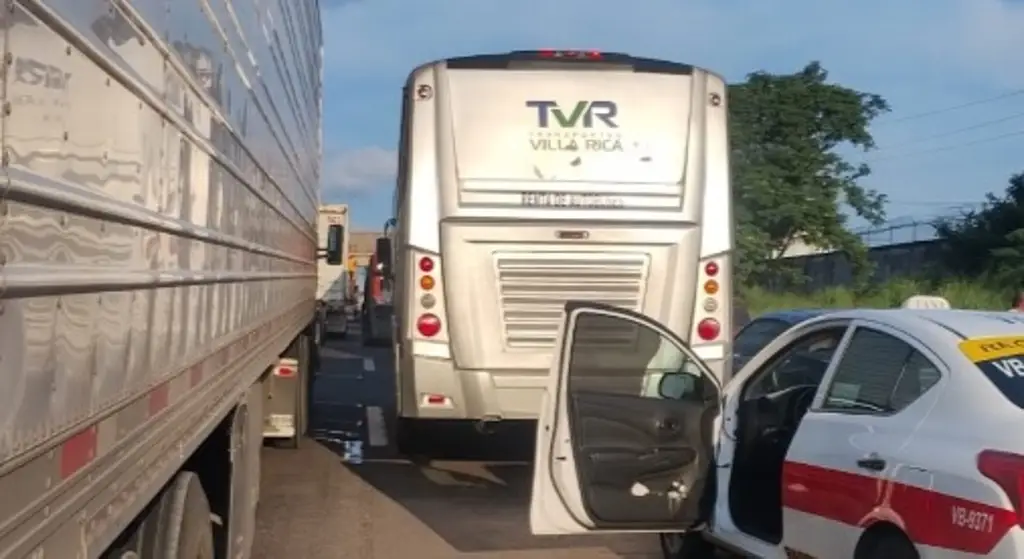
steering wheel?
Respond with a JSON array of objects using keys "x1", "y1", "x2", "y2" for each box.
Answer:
[{"x1": 785, "y1": 385, "x2": 817, "y2": 426}]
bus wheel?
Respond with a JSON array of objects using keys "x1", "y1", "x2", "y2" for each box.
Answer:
[
  {"x1": 135, "y1": 471, "x2": 215, "y2": 559},
  {"x1": 659, "y1": 531, "x2": 715, "y2": 558},
  {"x1": 395, "y1": 418, "x2": 422, "y2": 458}
]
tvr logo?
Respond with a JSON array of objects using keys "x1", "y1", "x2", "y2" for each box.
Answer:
[{"x1": 526, "y1": 100, "x2": 618, "y2": 129}]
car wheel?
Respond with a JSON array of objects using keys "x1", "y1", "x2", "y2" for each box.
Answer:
[
  {"x1": 856, "y1": 530, "x2": 918, "y2": 559},
  {"x1": 659, "y1": 531, "x2": 716, "y2": 558}
]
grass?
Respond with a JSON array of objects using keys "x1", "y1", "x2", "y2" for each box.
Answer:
[{"x1": 742, "y1": 278, "x2": 1007, "y2": 316}]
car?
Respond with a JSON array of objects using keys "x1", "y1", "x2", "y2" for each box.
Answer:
[
  {"x1": 732, "y1": 309, "x2": 833, "y2": 371},
  {"x1": 528, "y1": 297, "x2": 1024, "y2": 558}
]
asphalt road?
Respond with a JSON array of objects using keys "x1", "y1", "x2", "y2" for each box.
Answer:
[{"x1": 252, "y1": 324, "x2": 664, "y2": 559}]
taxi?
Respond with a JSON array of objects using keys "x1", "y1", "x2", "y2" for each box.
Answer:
[{"x1": 529, "y1": 297, "x2": 1024, "y2": 558}]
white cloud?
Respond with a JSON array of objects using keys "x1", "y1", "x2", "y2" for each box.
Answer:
[{"x1": 323, "y1": 146, "x2": 397, "y2": 193}]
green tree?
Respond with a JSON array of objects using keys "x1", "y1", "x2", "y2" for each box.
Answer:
[
  {"x1": 729, "y1": 61, "x2": 890, "y2": 286},
  {"x1": 935, "y1": 172, "x2": 1024, "y2": 284}
]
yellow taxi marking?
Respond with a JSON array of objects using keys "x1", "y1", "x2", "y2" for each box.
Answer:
[{"x1": 959, "y1": 336, "x2": 1024, "y2": 362}]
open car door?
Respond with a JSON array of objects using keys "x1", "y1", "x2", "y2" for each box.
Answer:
[{"x1": 531, "y1": 301, "x2": 723, "y2": 536}]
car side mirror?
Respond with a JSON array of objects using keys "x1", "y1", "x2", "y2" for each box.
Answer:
[
  {"x1": 325, "y1": 225, "x2": 344, "y2": 265},
  {"x1": 375, "y1": 237, "x2": 392, "y2": 278},
  {"x1": 657, "y1": 372, "x2": 703, "y2": 401}
]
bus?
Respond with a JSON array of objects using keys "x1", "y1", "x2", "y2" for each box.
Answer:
[{"x1": 375, "y1": 50, "x2": 734, "y2": 450}]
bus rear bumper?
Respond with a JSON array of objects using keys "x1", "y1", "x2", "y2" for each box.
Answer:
[{"x1": 398, "y1": 353, "x2": 547, "y2": 420}]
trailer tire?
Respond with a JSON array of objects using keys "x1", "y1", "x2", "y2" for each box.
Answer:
[{"x1": 137, "y1": 471, "x2": 215, "y2": 559}]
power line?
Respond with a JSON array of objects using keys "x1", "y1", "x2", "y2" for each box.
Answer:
[
  {"x1": 878, "y1": 110, "x2": 1024, "y2": 151},
  {"x1": 873, "y1": 89, "x2": 1024, "y2": 126},
  {"x1": 863, "y1": 128, "x2": 1024, "y2": 163}
]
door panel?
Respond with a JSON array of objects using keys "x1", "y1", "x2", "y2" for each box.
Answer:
[
  {"x1": 572, "y1": 391, "x2": 713, "y2": 524},
  {"x1": 530, "y1": 301, "x2": 721, "y2": 536}
]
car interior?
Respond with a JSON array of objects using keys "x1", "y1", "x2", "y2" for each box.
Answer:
[{"x1": 726, "y1": 327, "x2": 848, "y2": 544}]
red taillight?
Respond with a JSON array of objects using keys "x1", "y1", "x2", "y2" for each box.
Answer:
[
  {"x1": 697, "y1": 318, "x2": 720, "y2": 341},
  {"x1": 705, "y1": 261, "x2": 719, "y2": 277},
  {"x1": 535, "y1": 49, "x2": 601, "y2": 60},
  {"x1": 416, "y1": 314, "x2": 441, "y2": 337},
  {"x1": 978, "y1": 450, "x2": 1024, "y2": 526},
  {"x1": 275, "y1": 366, "x2": 296, "y2": 378},
  {"x1": 419, "y1": 257, "x2": 434, "y2": 272}
]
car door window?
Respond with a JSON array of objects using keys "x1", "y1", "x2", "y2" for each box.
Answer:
[
  {"x1": 744, "y1": 327, "x2": 848, "y2": 400},
  {"x1": 569, "y1": 311, "x2": 706, "y2": 401},
  {"x1": 822, "y1": 328, "x2": 941, "y2": 414}
]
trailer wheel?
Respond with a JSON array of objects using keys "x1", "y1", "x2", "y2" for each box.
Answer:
[{"x1": 137, "y1": 471, "x2": 215, "y2": 559}]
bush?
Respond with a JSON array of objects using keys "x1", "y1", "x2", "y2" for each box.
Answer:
[{"x1": 741, "y1": 279, "x2": 1006, "y2": 316}]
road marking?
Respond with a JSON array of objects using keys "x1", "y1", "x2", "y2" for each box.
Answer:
[
  {"x1": 366, "y1": 406, "x2": 388, "y2": 447},
  {"x1": 363, "y1": 357, "x2": 375, "y2": 372}
]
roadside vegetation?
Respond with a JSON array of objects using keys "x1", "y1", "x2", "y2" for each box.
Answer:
[
  {"x1": 742, "y1": 280, "x2": 1005, "y2": 316},
  {"x1": 730, "y1": 63, "x2": 1023, "y2": 310}
]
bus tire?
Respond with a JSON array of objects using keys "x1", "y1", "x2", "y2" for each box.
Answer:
[
  {"x1": 136, "y1": 471, "x2": 215, "y2": 559},
  {"x1": 659, "y1": 531, "x2": 715, "y2": 558},
  {"x1": 395, "y1": 418, "x2": 421, "y2": 457}
]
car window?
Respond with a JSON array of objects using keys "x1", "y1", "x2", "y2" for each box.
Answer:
[
  {"x1": 822, "y1": 328, "x2": 940, "y2": 414},
  {"x1": 959, "y1": 335, "x2": 1024, "y2": 409},
  {"x1": 567, "y1": 310, "x2": 710, "y2": 401},
  {"x1": 744, "y1": 327, "x2": 847, "y2": 400},
  {"x1": 734, "y1": 318, "x2": 792, "y2": 361}
]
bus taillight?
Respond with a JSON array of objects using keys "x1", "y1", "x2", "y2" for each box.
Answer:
[
  {"x1": 417, "y1": 314, "x2": 441, "y2": 337},
  {"x1": 419, "y1": 257, "x2": 434, "y2": 272},
  {"x1": 704, "y1": 261, "x2": 719, "y2": 276},
  {"x1": 697, "y1": 318, "x2": 720, "y2": 341},
  {"x1": 420, "y1": 275, "x2": 435, "y2": 290}
]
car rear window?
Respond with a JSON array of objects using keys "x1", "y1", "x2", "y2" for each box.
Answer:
[{"x1": 960, "y1": 336, "x2": 1024, "y2": 409}]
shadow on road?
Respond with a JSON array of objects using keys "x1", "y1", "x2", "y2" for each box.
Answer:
[{"x1": 316, "y1": 428, "x2": 660, "y2": 557}]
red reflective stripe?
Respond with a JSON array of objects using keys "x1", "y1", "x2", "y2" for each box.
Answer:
[
  {"x1": 783, "y1": 461, "x2": 1016, "y2": 554},
  {"x1": 148, "y1": 382, "x2": 170, "y2": 416},
  {"x1": 189, "y1": 364, "x2": 204, "y2": 389},
  {"x1": 60, "y1": 425, "x2": 98, "y2": 479}
]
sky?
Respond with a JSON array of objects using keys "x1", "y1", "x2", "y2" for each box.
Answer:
[{"x1": 317, "y1": 0, "x2": 1024, "y2": 242}]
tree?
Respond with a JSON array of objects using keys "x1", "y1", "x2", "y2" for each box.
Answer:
[
  {"x1": 935, "y1": 172, "x2": 1024, "y2": 284},
  {"x1": 729, "y1": 62, "x2": 890, "y2": 286}
]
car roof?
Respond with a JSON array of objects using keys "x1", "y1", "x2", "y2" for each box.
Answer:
[
  {"x1": 755, "y1": 309, "x2": 837, "y2": 325},
  {"x1": 806, "y1": 309, "x2": 1024, "y2": 341}
]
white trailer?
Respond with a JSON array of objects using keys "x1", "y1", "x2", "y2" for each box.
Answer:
[
  {"x1": 0, "y1": 1, "x2": 339, "y2": 558},
  {"x1": 318, "y1": 204, "x2": 351, "y2": 338}
]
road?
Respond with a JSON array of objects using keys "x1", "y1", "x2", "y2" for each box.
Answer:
[{"x1": 252, "y1": 323, "x2": 664, "y2": 559}]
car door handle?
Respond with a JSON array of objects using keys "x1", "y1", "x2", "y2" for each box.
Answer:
[
  {"x1": 856, "y1": 456, "x2": 886, "y2": 472},
  {"x1": 655, "y1": 418, "x2": 680, "y2": 432}
]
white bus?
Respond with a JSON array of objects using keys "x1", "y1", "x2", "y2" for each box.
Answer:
[{"x1": 375, "y1": 50, "x2": 734, "y2": 450}]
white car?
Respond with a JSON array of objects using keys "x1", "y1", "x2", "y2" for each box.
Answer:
[{"x1": 530, "y1": 298, "x2": 1024, "y2": 558}]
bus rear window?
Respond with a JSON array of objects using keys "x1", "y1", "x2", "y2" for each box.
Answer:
[{"x1": 960, "y1": 336, "x2": 1024, "y2": 408}]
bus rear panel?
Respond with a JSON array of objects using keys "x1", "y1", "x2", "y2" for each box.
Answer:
[{"x1": 393, "y1": 50, "x2": 732, "y2": 422}]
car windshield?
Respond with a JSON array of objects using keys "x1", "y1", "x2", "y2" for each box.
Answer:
[{"x1": 734, "y1": 318, "x2": 792, "y2": 361}]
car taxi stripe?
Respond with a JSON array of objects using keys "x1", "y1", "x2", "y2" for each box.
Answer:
[{"x1": 783, "y1": 460, "x2": 1017, "y2": 555}]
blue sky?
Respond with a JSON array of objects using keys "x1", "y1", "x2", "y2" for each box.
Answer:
[{"x1": 317, "y1": 0, "x2": 1024, "y2": 238}]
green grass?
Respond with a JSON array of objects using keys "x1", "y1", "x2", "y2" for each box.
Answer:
[{"x1": 742, "y1": 278, "x2": 1007, "y2": 316}]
